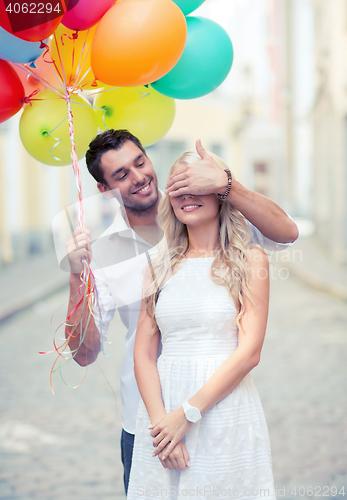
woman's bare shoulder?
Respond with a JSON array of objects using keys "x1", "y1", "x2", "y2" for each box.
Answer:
[{"x1": 248, "y1": 244, "x2": 268, "y2": 259}]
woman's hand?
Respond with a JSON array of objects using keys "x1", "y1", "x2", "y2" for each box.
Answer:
[
  {"x1": 158, "y1": 440, "x2": 190, "y2": 470},
  {"x1": 149, "y1": 407, "x2": 193, "y2": 459}
]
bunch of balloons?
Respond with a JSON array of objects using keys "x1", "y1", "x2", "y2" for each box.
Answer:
[
  {"x1": 0, "y1": 0, "x2": 234, "y2": 389},
  {"x1": 0, "y1": 0, "x2": 234, "y2": 166}
]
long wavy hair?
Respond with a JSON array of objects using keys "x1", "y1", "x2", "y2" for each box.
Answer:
[{"x1": 144, "y1": 150, "x2": 256, "y2": 330}]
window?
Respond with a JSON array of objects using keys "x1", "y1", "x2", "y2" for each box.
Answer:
[{"x1": 253, "y1": 161, "x2": 269, "y2": 196}]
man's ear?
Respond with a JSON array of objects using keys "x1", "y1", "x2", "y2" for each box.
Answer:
[{"x1": 97, "y1": 182, "x2": 114, "y2": 199}]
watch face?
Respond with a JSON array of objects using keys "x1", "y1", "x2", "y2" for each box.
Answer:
[{"x1": 186, "y1": 407, "x2": 200, "y2": 422}]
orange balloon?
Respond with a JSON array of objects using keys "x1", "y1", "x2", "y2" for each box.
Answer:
[
  {"x1": 41, "y1": 24, "x2": 99, "y2": 91},
  {"x1": 91, "y1": 0, "x2": 187, "y2": 87}
]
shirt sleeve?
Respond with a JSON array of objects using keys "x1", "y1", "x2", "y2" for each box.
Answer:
[
  {"x1": 92, "y1": 265, "x2": 116, "y2": 348},
  {"x1": 247, "y1": 214, "x2": 298, "y2": 252}
]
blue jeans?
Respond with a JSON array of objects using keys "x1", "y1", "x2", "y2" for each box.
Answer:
[{"x1": 120, "y1": 428, "x2": 135, "y2": 495}]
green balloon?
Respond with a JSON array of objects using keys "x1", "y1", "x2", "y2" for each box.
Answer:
[
  {"x1": 151, "y1": 17, "x2": 233, "y2": 100},
  {"x1": 172, "y1": 0, "x2": 206, "y2": 16}
]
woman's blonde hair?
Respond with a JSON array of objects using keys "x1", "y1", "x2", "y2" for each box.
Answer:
[{"x1": 144, "y1": 149, "x2": 255, "y2": 329}]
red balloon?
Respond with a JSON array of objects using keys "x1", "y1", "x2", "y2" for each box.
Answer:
[
  {"x1": 0, "y1": 2, "x2": 65, "y2": 42},
  {"x1": 62, "y1": 0, "x2": 117, "y2": 31},
  {"x1": 0, "y1": 59, "x2": 25, "y2": 123}
]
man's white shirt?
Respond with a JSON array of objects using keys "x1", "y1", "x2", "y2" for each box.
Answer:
[{"x1": 91, "y1": 202, "x2": 297, "y2": 435}]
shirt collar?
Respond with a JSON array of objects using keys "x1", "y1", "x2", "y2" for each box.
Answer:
[{"x1": 105, "y1": 189, "x2": 164, "y2": 243}]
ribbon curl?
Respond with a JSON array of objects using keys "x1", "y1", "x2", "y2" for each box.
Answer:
[{"x1": 22, "y1": 89, "x2": 40, "y2": 106}]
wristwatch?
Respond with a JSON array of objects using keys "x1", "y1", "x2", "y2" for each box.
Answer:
[{"x1": 182, "y1": 400, "x2": 202, "y2": 423}]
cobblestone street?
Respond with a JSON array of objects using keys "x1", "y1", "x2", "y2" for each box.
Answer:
[{"x1": 0, "y1": 267, "x2": 346, "y2": 500}]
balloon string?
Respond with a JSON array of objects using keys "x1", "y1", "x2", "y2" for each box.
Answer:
[
  {"x1": 52, "y1": 32, "x2": 68, "y2": 92},
  {"x1": 48, "y1": 115, "x2": 68, "y2": 133},
  {"x1": 73, "y1": 67, "x2": 92, "y2": 91},
  {"x1": 23, "y1": 89, "x2": 40, "y2": 106},
  {"x1": 58, "y1": 358, "x2": 89, "y2": 389},
  {"x1": 65, "y1": 95, "x2": 84, "y2": 227},
  {"x1": 39, "y1": 41, "x2": 51, "y2": 61},
  {"x1": 38, "y1": 120, "x2": 66, "y2": 162},
  {"x1": 12, "y1": 62, "x2": 65, "y2": 95},
  {"x1": 93, "y1": 106, "x2": 109, "y2": 130},
  {"x1": 79, "y1": 79, "x2": 97, "y2": 90},
  {"x1": 70, "y1": 35, "x2": 76, "y2": 89},
  {"x1": 37, "y1": 40, "x2": 67, "y2": 92},
  {"x1": 34, "y1": 33, "x2": 114, "y2": 399},
  {"x1": 36, "y1": 112, "x2": 67, "y2": 162},
  {"x1": 69, "y1": 96, "x2": 90, "y2": 104},
  {"x1": 40, "y1": 41, "x2": 65, "y2": 86},
  {"x1": 61, "y1": 32, "x2": 79, "y2": 45},
  {"x1": 40, "y1": 260, "x2": 103, "y2": 394},
  {"x1": 71, "y1": 30, "x2": 86, "y2": 89},
  {"x1": 46, "y1": 130, "x2": 63, "y2": 162},
  {"x1": 66, "y1": 32, "x2": 78, "y2": 88},
  {"x1": 72, "y1": 30, "x2": 92, "y2": 91},
  {"x1": 40, "y1": 56, "x2": 67, "y2": 93},
  {"x1": 84, "y1": 86, "x2": 120, "y2": 95},
  {"x1": 31, "y1": 41, "x2": 66, "y2": 92}
]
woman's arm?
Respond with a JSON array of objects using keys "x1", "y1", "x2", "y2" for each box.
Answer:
[
  {"x1": 133, "y1": 300, "x2": 166, "y2": 425},
  {"x1": 134, "y1": 290, "x2": 191, "y2": 470},
  {"x1": 225, "y1": 180, "x2": 298, "y2": 244},
  {"x1": 150, "y1": 247, "x2": 270, "y2": 459}
]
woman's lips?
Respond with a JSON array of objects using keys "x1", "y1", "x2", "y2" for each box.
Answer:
[{"x1": 181, "y1": 204, "x2": 202, "y2": 212}]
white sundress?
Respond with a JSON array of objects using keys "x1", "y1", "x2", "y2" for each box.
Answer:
[{"x1": 127, "y1": 257, "x2": 277, "y2": 500}]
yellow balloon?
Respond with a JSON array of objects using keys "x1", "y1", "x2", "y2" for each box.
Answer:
[
  {"x1": 94, "y1": 85, "x2": 175, "y2": 147},
  {"x1": 19, "y1": 90, "x2": 98, "y2": 166},
  {"x1": 47, "y1": 24, "x2": 98, "y2": 90}
]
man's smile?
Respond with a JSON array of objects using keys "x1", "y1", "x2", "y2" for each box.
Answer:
[{"x1": 133, "y1": 180, "x2": 153, "y2": 196}]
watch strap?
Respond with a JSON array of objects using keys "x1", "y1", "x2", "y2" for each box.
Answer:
[{"x1": 182, "y1": 400, "x2": 202, "y2": 423}]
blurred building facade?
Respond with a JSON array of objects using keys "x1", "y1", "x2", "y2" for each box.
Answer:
[
  {"x1": 5, "y1": 0, "x2": 345, "y2": 268},
  {"x1": 310, "y1": 0, "x2": 347, "y2": 263},
  {"x1": 0, "y1": 0, "x2": 287, "y2": 266}
]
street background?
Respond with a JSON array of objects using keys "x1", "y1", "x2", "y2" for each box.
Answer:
[{"x1": 1, "y1": 0, "x2": 347, "y2": 498}]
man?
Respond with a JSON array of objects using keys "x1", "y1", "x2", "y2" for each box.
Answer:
[{"x1": 66, "y1": 129, "x2": 298, "y2": 494}]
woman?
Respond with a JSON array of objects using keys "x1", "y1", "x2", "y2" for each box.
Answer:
[{"x1": 126, "y1": 149, "x2": 276, "y2": 499}]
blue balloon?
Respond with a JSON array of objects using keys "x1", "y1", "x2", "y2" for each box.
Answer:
[
  {"x1": 172, "y1": 0, "x2": 206, "y2": 16},
  {"x1": 152, "y1": 17, "x2": 234, "y2": 100},
  {"x1": 0, "y1": 27, "x2": 46, "y2": 64}
]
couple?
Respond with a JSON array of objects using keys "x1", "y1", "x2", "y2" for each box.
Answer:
[{"x1": 66, "y1": 129, "x2": 298, "y2": 498}]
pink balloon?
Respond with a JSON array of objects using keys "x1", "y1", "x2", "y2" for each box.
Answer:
[{"x1": 62, "y1": 0, "x2": 117, "y2": 31}]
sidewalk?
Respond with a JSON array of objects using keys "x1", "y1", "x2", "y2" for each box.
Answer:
[
  {"x1": 0, "y1": 250, "x2": 69, "y2": 323},
  {"x1": 276, "y1": 236, "x2": 347, "y2": 302},
  {"x1": 0, "y1": 235, "x2": 346, "y2": 325}
]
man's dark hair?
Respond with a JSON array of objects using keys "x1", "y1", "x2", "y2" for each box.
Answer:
[{"x1": 85, "y1": 129, "x2": 147, "y2": 186}]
